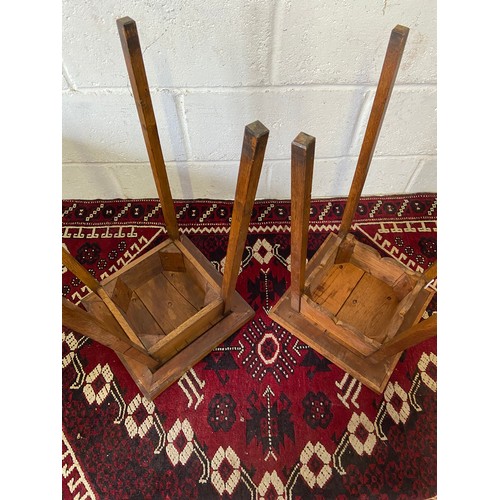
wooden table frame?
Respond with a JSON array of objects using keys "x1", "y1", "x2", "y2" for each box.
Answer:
[
  {"x1": 62, "y1": 17, "x2": 269, "y2": 400},
  {"x1": 269, "y1": 25, "x2": 437, "y2": 394}
]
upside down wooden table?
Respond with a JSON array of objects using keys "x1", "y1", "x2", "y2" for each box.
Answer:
[
  {"x1": 62, "y1": 17, "x2": 270, "y2": 399},
  {"x1": 268, "y1": 25, "x2": 437, "y2": 394}
]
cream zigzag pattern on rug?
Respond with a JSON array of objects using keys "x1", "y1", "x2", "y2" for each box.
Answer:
[
  {"x1": 355, "y1": 221, "x2": 437, "y2": 274},
  {"x1": 62, "y1": 431, "x2": 97, "y2": 500},
  {"x1": 62, "y1": 219, "x2": 436, "y2": 497},
  {"x1": 62, "y1": 346, "x2": 437, "y2": 498}
]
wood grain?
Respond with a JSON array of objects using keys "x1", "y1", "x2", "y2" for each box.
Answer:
[
  {"x1": 134, "y1": 273, "x2": 197, "y2": 334},
  {"x1": 149, "y1": 299, "x2": 224, "y2": 361},
  {"x1": 334, "y1": 233, "x2": 356, "y2": 264},
  {"x1": 63, "y1": 246, "x2": 144, "y2": 348},
  {"x1": 381, "y1": 277, "x2": 425, "y2": 341},
  {"x1": 99, "y1": 240, "x2": 171, "y2": 287},
  {"x1": 116, "y1": 17, "x2": 180, "y2": 240},
  {"x1": 310, "y1": 262, "x2": 365, "y2": 314},
  {"x1": 350, "y1": 240, "x2": 417, "y2": 288},
  {"x1": 269, "y1": 292, "x2": 398, "y2": 394},
  {"x1": 338, "y1": 25, "x2": 409, "y2": 238},
  {"x1": 162, "y1": 270, "x2": 206, "y2": 310},
  {"x1": 221, "y1": 121, "x2": 269, "y2": 314},
  {"x1": 304, "y1": 234, "x2": 341, "y2": 294},
  {"x1": 290, "y1": 132, "x2": 316, "y2": 310},
  {"x1": 300, "y1": 294, "x2": 381, "y2": 357},
  {"x1": 159, "y1": 244, "x2": 186, "y2": 272},
  {"x1": 175, "y1": 238, "x2": 223, "y2": 293},
  {"x1": 120, "y1": 292, "x2": 166, "y2": 350},
  {"x1": 110, "y1": 278, "x2": 133, "y2": 312},
  {"x1": 372, "y1": 314, "x2": 437, "y2": 362},
  {"x1": 63, "y1": 297, "x2": 158, "y2": 369},
  {"x1": 336, "y1": 273, "x2": 399, "y2": 342},
  {"x1": 117, "y1": 238, "x2": 255, "y2": 399}
]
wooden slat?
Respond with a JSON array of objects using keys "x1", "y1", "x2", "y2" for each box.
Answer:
[
  {"x1": 304, "y1": 234, "x2": 341, "y2": 293},
  {"x1": 350, "y1": 240, "x2": 417, "y2": 287},
  {"x1": 381, "y1": 276, "x2": 425, "y2": 342},
  {"x1": 97, "y1": 292, "x2": 145, "y2": 348},
  {"x1": 116, "y1": 17, "x2": 179, "y2": 240},
  {"x1": 204, "y1": 286, "x2": 221, "y2": 306},
  {"x1": 100, "y1": 240, "x2": 171, "y2": 287},
  {"x1": 300, "y1": 295, "x2": 381, "y2": 356},
  {"x1": 63, "y1": 297, "x2": 125, "y2": 344},
  {"x1": 268, "y1": 212, "x2": 434, "y2": 394},
  {"x1": 396, "y1": 285, "x2": 435, "y2": 335},
  {"x1": 175, "y1": 237, "x2": 222, "y2": 293},
  {"x1": 134, "y1": 273, "x2": 198, "y2": 334},
  {"x1": 117, "y1": 237, "x2": 255, "y2": 399},
  {"x1": 86, "y1": 285, "x2": 165, "y2": 351},
  {"x1": 150, "y1": 299, "x2": 224, "y2": 361},
  {"x1": 336, "y1": 273, "x2": 399, "y2": 342},
  {"x1": 120, "y1": 345, "x2": 159, "y2": 369},
  {"x1": 122, "y1": 293, "x2": 166, "y2": 350},
  {"x1": 290, "y1": 132, "x2": 316, "y2": 311},
  {"x1": 392, "y1": 273, "x2": 416, "y2": 300},
  {"x1": 269, "y1": 292, "x2": 398, "y2": 394},
  {"x1": 122, "y1": 296, "x2": 253, "y2": 399},
  {"x1": 311, "y1": 262, "x2": 365, "y2": 314},
  {"x1": 162, "y1": 270, "x2": 205, "y2": 310},
  {"x1": 338, "y1": 25, "x2": 409, "y2": 238},
  {"x1": 221, "y1": 121, "x2": 269, "y2": 314},
  {"x1": 115, "y1": 252, "x2": 163, "y2": 291}
]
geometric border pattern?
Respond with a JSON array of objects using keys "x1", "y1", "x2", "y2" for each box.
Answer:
[{"x1": 63, "y1": 194, "x2": 437, "y2": 498}]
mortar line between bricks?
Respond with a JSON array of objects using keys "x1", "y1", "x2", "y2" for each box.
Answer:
[
  {"x1": 62, "y1": 154, "x2": 437, "y2": 167},
  {"x1": 68, "y1": 82, "x2": 437, "y2": 96}
]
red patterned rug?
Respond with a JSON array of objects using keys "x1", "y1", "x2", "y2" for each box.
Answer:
[{"x1": 62, "y1": 194, "x2": 437, "y2": 499}]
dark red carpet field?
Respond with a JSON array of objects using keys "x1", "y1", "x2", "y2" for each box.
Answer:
[{"x1": 62, "y1": 194, "x2": 437, "y2": 499}]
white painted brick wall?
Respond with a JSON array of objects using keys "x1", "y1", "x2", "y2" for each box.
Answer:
[{"x1": 62, "y1": 0, "x2": 437, "y2": 200}]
